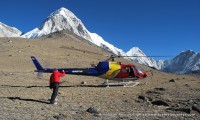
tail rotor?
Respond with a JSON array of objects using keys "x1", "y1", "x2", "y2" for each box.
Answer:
[
  {"x1": 37, "y1": 72, "x2": 43, "y2": 79},
  {"x1": 31, "y1": 56, "x2": 45, "y2": 78}
]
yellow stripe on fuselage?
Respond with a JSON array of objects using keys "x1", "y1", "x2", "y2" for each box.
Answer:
[{"x1": 101, "y1": 61, "x2": 121, "y2": 79}]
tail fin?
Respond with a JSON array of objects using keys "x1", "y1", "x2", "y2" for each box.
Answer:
[{"x1": 31, "y1": 56, "x2": 44, "y2": 71}]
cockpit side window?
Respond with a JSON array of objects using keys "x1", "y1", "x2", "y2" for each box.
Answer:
[
  {"x1": 121, "y1": 68, "x2": 127, "y2": 73},
  {"x1": 122, "y1": 66, "x2": 135, "y2": 77},
  {"x1": 136, "y1": 68, "x2": 143, "y2": 73}
]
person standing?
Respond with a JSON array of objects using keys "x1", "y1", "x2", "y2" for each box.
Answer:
[{"x1": 49, "y1": 69, "x2": 65, "y2": 104}]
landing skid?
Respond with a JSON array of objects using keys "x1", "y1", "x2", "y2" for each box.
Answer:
[{"x1": 104, "y1": 79, "x2": 140, "y2": 88}]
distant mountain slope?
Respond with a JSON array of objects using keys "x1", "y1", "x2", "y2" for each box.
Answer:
[
  {"x1": 0, "y1": 22, "x2": 22, "y2": 37},
  {"x1": 158, "y1": 50, "x2": 200, "y2": 74},
  {"x1": 126, "y1": 47, "x2": 158, "y2": 68}
]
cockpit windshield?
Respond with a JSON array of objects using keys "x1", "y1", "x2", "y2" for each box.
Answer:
[{"x1": 135, "y1": 68, "x2": 143, "y2": 73}]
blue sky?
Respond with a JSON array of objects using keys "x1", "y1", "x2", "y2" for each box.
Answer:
[{"x1": 0, "y1": 0, "x2": 200, "y2": 59}]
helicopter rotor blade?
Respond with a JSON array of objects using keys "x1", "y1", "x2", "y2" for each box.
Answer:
[
  {"x1": 119, "y1": 55, "x2": 173, "y2": 58},
  {"x1": 108, "y1": 55, "x2": 173, "y2": 58},
  {"x1": 106, "y1": 54, "x2": 173, "y2": 61}
]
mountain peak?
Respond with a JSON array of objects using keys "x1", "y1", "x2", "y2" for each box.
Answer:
[
  {"x1": 179, "y1": 50, "x2": 196, "y2": 57},
  {"x1": 0, "y1": 22, "x2": 22, "y2": 37},
  {"x1": 58, "y1": 7, "x2": 68, "y2": 11},
  {"x1": 55, "y1": 7, "x2": 70, "y2": 14},
  {"x1": 185, "y1": 50, "x2": 195, "y2": 53},
  {"x1": 23, "y1": 7, "x2": 90, "y2": 39},
  {"x1": 130, "y1": 47, "x2": 140, "y2": 51},
  {"x1": 126, "y1": 47, "x2": 158, "y2": 68},
  {"x1": 49, "y1": 7, "x2": 75, "y2": 19},
  {"x1": 127, "y1": 47, "x2": 144, "y2": 56},
  {"x1": 159, "y1": 50, "x2": 200, "y2": 74}
]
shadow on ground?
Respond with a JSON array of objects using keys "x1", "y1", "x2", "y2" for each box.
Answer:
[{"x1": 7, "y1": 97, "x2": 50, "y2": 104}]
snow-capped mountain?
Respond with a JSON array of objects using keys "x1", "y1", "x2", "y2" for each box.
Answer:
[
  {"x1": 22, "y1": 7, "x2": 91, "y2": 40},
  {"x1": 0, "y1": 22, "x2": 22, "y2": 37},
  {"x1": 126, "y1": 47, "x2": 158, "y2": 68},
  {"x1": 22, "y1": 7, "x2": 126, "y2": 56},
  {"x1": 158, "y1": 50, "x2": 200, "y2": 74}
]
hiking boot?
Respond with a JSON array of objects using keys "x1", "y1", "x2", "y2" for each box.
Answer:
[
  {"x1": 53, "y1": 102, "x2": 57, "y2": 105},
  {"x1": 50, "y1": 102, "x2": 57, "y2": 105}
]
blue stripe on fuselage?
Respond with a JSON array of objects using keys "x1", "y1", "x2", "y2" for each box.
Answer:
[
  {"x1": 44, "y1": 68, "x2": 99, "y2": 76},
  {"x1": 43, "y1": 61, "x2": 109, "y2": 76}
]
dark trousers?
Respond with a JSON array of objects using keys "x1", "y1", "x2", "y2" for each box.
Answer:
[{"x1": 50, "y1": 82, "x2": 59, "y2": 104}]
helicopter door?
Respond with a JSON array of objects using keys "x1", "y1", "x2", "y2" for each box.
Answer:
[
  {"x1": 128, "y1": 67, "x2": 134, "y2": 77},
  {"x1": 125, "y1": 66, "x2": 134, "y2": 77}
]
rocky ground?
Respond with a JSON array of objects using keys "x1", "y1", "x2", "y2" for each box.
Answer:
[{"x1": 0, "y1": 34, "x2": 199, "y2": 120}]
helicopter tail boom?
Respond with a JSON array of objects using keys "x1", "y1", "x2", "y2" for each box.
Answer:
[{"x1": 31, "y1": 56, "x2": 44, "y2": 72}]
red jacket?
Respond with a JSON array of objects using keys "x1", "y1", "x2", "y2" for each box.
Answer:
[{"x1": 50, "y1": 70, "x2": 65, "y2": 83}]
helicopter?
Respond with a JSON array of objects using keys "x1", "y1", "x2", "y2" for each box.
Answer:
[
  {"x1": 31, "y1": 55, "x2": 151, "y2": 87},
  {"x1": 31, "y1": 56, "x2": 147, "y2": 79}
]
